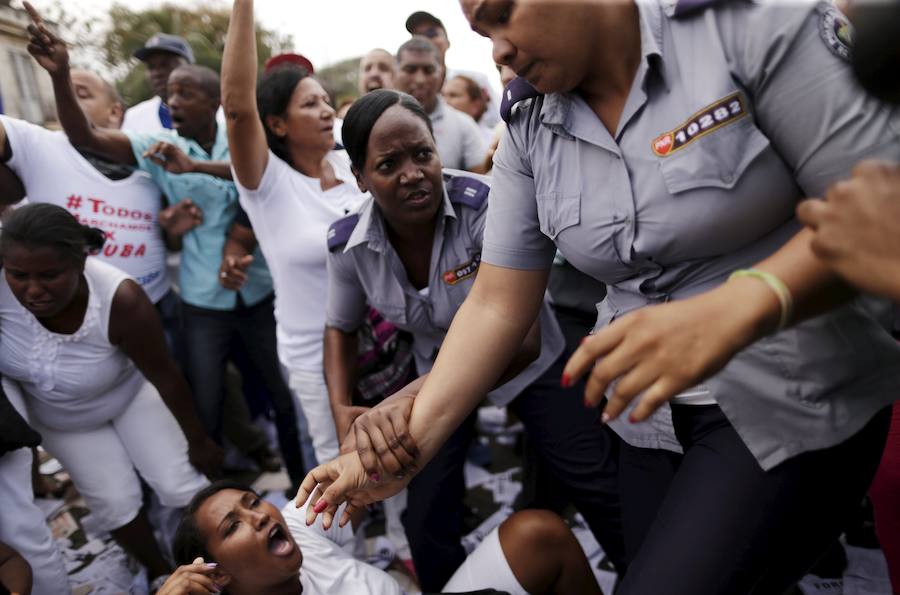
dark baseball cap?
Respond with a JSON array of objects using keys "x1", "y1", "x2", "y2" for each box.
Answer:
[
  {"x1": 405, "y1": 11, "x2": 445, "y2": 34},
  {"x1": 134, "y1": 33, "x2": 195, "y2": 64}
]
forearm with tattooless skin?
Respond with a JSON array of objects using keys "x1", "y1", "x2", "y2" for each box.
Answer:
[
  {"x1": 729, "y1": 227, "x2": 857, "y2": 343},
  {"x1": 324, "y1": 327, "x2": 359, "y2": 414},
  {"x1": 221, "y1": 0, "x2": 269, "y2": 189},
  {"x1": 0, "y1": 541, "x2": 31, "y2": 595},
  {"x1": 191, "y1": 160, "x2": 234, "y2": 180},
  {"x1": 403, "y1": 264, "x2": 548, "y2": 467}
]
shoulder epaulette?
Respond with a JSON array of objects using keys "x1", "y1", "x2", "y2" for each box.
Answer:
[
  {"x1": 500, "y1": 77, "x2": 541, "y2": 124},
  {"x1": 445, "y1": 173, "x2": 490, "y2": 210},
  {"x1": 327, "y1": 213, "x2": 359, "y2": 253}
]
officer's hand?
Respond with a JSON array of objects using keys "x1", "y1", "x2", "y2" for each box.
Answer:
[
  {"x1": 155, "y1": 558, "x2": 226, "y2": 594},
  {"x1": 563, "y1": 277, "x2": 772, "y2": 423},
  {"x1": 295, "y1": 452, "x2": 409, "y2": 530},
  {"x1": 24, "y1": 2, "x2": 70, "y2": 77},
  {"x1": 144, "y1": 141, "x2": 196, "y2": 174},
  {"x1": 349, "y1": 394, "x2": 419, "y2": 477},
  {"x1": 335, "y1": 405, "x2": 369, "y2": 451},
  {"x1": 219, "y1": 254, "x2": 253, "y2": 290},
  {"x1": 159, "y1": 199, "x2": 203, "y2": 238},
  {"x1": 798, "y1": 160, "x2": 900, "y2": 301}
]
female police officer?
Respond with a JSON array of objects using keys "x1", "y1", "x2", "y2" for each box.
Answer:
[
  {"x1": 323, "y1": 89, "x2": 624, "y2": 590},
  {"x1": 299, "y1": 0, "x2": 900, "y2": 593}
]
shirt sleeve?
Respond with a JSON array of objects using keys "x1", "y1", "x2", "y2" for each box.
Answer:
[
  {"x1": 481, "y1": 115, "x2": 557, "y2": 270},
  {"x1": 461, "y1": 113, "x2": 488, "y2": 171},
  {"x1": 325, "y1": 249, "x2": 369, "y2": 332},
  {"x1": 1, "y1": 116, "x2": 46, "y2": 178},
  {"x1": 717, "y1": 1, "x2": 900, "y2": 197},
  {"x1": 124, "y1": 130, "x2": 179, "y2": 192},
  {"x1": 231, "y1": 149, "x2": 290, "y2": 204}
]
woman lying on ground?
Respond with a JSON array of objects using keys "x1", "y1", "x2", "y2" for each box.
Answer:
[{"x1": 156, "y1": 480, "x2": 601, "y2": 595}]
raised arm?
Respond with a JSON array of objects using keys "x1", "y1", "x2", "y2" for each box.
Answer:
[
  {"x1": 24, "y1": 3, "x2": 135, "y2": 164},
  {"x1": 221, "y1": 0, "x2": 269, "y2": 188},
  {"x1": 109, "y1": 279, "x2": 224, "y2": 478}
]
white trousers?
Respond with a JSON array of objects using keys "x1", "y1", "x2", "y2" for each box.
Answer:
[
  {"x1": 29, "y1": 381, "x2": 209, "y2": 534},
  {"x1": 442, "y1": 527, "x2": 528, "y2": 595},
  {"x1": 0, "y1": 381, "x2": 70, "y2": 595},
  {"x1": 288, "y1": 368, "x2": 339, "y2": 464}
]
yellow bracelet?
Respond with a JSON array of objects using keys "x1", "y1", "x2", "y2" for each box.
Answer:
[{"x1": 729, "y1": 268, "x2": 794, "y2": 331}]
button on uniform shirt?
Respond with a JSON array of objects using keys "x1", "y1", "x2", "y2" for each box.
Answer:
[
  {"x1": 326, "y1": 171, "x2": 565, "y2": 407},
  {"x1": 126, "y1": 126, "x2": 273, "y2": 310},
  {"x1": 429, "y1": 98, "x2": 488, "y2": 171},
  {"x1": 483, "y1": 0, "x2": 900, "y2": 469}
]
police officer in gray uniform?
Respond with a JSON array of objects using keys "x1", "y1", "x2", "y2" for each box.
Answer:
[
  {"x1": 299, "y1": 0, "x2": 900, "y2": 593},
  {"x1": 324, "y1": 90, "x2": 624, "y2": 590}
]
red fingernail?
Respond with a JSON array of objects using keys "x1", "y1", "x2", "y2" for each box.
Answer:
[
  {"x1": 584, "y1": 397, "x2": 594, "y2": 409},
  {"x1": 370, "y1": 473, "x2": 380, "y2": 483},
  {"x1": 561, "y1": 373, "x2": 571, "y2": 388},
  {"x1": 628, "y1": 414, "x2": 638, "y2": 424},
  {"x1": 313, "y1": 500, "x2": 327, "y2": 513}
]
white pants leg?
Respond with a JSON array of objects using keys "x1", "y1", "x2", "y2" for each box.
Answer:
[
  {"x1": 442, "y1": 527, "x2": 528, "y2": 595},
  {"x1": 0, "y1": 380, "x2": 69, "y2": 595},
  {"x1": 288, "y1": 369, "x2": 339, "y2": 463},
  {"x1": 31, "y1": 381, "x2": 208, "y2": 533}
]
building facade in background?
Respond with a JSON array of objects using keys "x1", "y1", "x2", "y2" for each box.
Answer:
[{"x1": 0, "y1": 0, "x2": 55, "y2": 123}]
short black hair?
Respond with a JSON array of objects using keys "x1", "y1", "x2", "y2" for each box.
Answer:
[
  {"x1": 172, "y1": 480, "x2": 257, "y2": 567},
  {"x1": 256, "y1": 64, "x2": 311, "y2": 164},
  {"x1": 396, "y1": 37, "x2": 441, "y2": 67},
  {"x1": 0, "y1": 203, "x2": 105, "y2": 264},
  {"x1": 171, "y1": 64, "x2": 221, "y2": 101},
  {"x1": 341, "y1": 89, "x2": 433, "y2": 171}
]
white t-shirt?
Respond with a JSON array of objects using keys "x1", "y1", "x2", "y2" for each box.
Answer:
[
  {"x1": 1, "y1": 116, "x2": 170, "y2": 303},
  {"x1": 234, "y1": 150, "x2": 367, "y2": 374},
  {"x1": 283, "y1": 502, "x2": 404, "y2": 595},
  {"x1": 122, "y1": 95, "x2": 227, "y2": 134}
]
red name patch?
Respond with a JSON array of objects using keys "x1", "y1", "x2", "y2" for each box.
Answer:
[{"x1": 651, "y1": 92, "x2": 747, "y2": 157}]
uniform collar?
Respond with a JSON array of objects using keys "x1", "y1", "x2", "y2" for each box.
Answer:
[
  {"x1": 540, "y1": 0, "x2": 670, "y2": 128},
  {"x1": 345, "y1": 186, "x2": 457, "y2": 254}
]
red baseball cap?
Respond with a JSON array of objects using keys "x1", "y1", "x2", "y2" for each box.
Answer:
[{"x1": 264, "y1": 53, "x2": 315, "y2": 75}]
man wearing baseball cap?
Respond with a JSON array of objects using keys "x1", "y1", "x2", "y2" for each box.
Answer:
[
  {"x1": 404, "y1": 10, "x2": 501, "y2": 128},
  {"x1": 123, "y1": 33, "x2": 202, "y2": 133}
]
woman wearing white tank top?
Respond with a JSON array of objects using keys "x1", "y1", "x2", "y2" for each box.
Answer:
[{"x1": 0, "y1": 203, "x2": 222, "y2": 589}]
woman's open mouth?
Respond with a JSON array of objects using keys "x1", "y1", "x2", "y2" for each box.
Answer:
[{"x1": 267, "y1": 523, "x2": 295, "y2": 557}]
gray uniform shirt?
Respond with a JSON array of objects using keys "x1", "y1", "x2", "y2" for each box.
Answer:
[
  {"x1": 326, "y1": 171, "x2": 565, "y2": 407},
  {"x1": 430, "y1": 98, "x2": 488, "y2": 172},
  {"x1": 483, "y1": 0, "x2": 900, "y2": 469}
]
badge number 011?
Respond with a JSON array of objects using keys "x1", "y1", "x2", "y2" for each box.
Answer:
[{"x1": 652, "y1": 92, "x2": 747, "y2": 157}]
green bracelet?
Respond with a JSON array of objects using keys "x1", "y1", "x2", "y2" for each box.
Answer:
[{"x1": 729, "y1": 268, "x2": 794, "y2": 331}]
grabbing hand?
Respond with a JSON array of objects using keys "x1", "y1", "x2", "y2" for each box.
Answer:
[
  {"x1": 159, "y1": 199, "x2": 203, "y2": 238},
  {"x1": 188, "y1": 436, "x2": 225, "y2": 480},
  {"x1": 23, "y1": 2, "x2": 70, "y2": 77},
  {"x1": 295, "y1": 452, "x2": 410, "y2": 530},
  {"x1": 563, "y1": 278, "x2": 774, "y2": 423},
  {"x1": 144, "y1": 142, "x2": 196, "y2": 174},
  {"x1": 218, "y1": 254, "x2": 254, "y2": 290},
  {"x1": 156, "y1": 558, "x2": 226, "y2": 594},
  {"x1": 334, "y1": 404, "x2": 369, "y2": 451},
  {"x1": 797, "y1": 160, "x2": 900, "y2": 301},
  {"x1": 344, "y1": 394, "x2": 419, "y2": 477}
]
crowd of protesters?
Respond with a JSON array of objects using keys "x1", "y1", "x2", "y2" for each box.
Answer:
[{"x1": 0, "y1": 0, "x2": 899, "y2": 593}]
